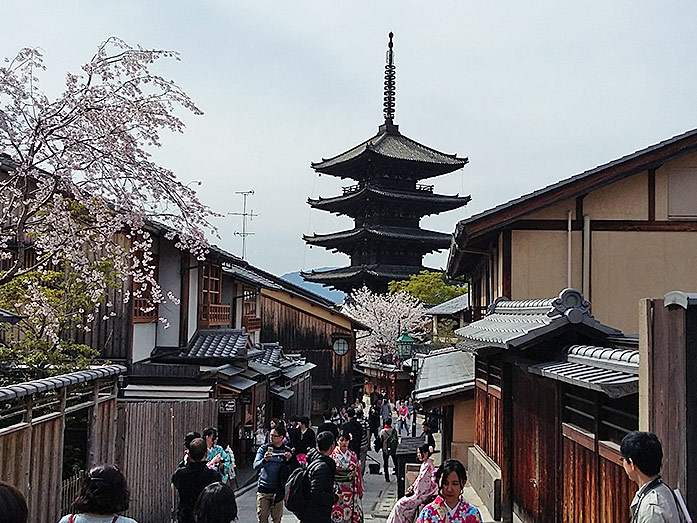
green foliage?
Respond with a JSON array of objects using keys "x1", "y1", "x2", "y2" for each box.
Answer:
[
  {"x1": 0, "y1": 262, "x2": 114, "y2": 384},
  {"x1": 388, "y1": 270, "x2": 467, "y2": 305}
]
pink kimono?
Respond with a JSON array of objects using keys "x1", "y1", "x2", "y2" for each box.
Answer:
[
  {"x1": 387, "y1": 458, "x2": 437, "y2": 523},
  {"x1": 331, "y1": 447, "x2": 364, "y2": 523},
  {"x1": 415, "y1": 495, "x2": 483, "y2": 523}
]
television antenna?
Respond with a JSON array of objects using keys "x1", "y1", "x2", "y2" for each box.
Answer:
[{"x1": 229, "y1": 190, "x2": 259, "y2": 259}]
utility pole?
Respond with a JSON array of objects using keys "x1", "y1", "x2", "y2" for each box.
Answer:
[{"x1": 229, "y1": 190, "x2": 258, "y2": 260}]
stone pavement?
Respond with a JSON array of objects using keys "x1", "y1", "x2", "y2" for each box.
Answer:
[{"x1": 234, "y1": 446, "x2": 495, "y2": 522}]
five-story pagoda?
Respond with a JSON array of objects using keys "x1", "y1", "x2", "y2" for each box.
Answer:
[{"x1": 302, "y1": 33, "x2": 470, "y2": 293}]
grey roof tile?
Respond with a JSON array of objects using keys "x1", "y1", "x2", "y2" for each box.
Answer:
[
  {"x1": 414, "y1": 348, "x2": 475, "y2": 401},
  {"x1": 454, "y1": 289, "x2": 621, "y2": 350},
  {"x1": 180, "y1": 329, "x2": 250, "y2": 360},
  {"x1": 304, "y1": 226, "x2": 451, "y2": 246},
  {"x1": 425, "y1": 294, "x2": 471, "y2": 316},
  {"x1": 0, "y1": 307, "x2": 22, "y2": 324}
]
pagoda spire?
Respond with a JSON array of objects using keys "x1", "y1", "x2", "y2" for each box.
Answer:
[{"x1": 383, "y1": 32, "x2": 396, "y2": 125}]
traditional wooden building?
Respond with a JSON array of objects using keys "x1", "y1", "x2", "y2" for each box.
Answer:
[
  {"x1": 303, "y1": 33, "x2": 470, "y2": 293},
  {"x1": 447, "y1": 127, "x2": 697, "y2": 334},
  {"x1": 424, "y1": 294, "x2": 473, "y2": 344},
  {"x1": 457, "y1": 289, "x2": 639, "y2": 523}
]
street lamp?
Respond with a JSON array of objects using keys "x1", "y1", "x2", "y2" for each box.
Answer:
[{"x1": 396, "y1": 329, "x2": 415, "y2": 360}]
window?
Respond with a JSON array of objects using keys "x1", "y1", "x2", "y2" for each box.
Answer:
[{"x1": 668, "y1": 168, "x2": 697, "y2": 219}]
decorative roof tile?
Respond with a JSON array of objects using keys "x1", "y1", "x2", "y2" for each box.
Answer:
[{"x1": 454, "y1": 289, "x2": 622, "y2": 350}]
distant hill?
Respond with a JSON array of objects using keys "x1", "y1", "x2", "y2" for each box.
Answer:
[{"x1": 281, "y1": 270, "x2": 346, "y2": 304}]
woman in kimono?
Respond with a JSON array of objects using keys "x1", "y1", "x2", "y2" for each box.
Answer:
[
  {"x1": 387, "y1": 444, "x2": 437, "y2": 523},
  {"x1": 416, "y1": 459, "x2": 482, "y2": 523},
  {"x1": 331, "y1": 429, "x2": 364, "y2": 523}
]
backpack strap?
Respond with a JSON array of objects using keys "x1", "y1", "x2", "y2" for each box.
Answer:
[
  {"x1": 68, "y1": 516, "x2": 75, "y2": 523},
  {"x1": 112, "y1": 516, "x2": 119, "y2": 523}
]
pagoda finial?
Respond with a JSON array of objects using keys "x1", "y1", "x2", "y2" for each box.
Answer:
[{"x1": 383, "y1": 32, "x2": 396, "y2": 124}]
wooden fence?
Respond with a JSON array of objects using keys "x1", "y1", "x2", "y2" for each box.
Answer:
[
  {"x1": 116, "y1": 399, "x2": 218, "y2": 523},
  {"x1": 0, "y1": 366, "x2": 124, "y2": 523}
]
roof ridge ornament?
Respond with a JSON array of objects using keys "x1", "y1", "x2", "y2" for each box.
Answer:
[
  {"x1": 549, "y1": 288, "x2": 591, "y2": 323},
  {"x1": 382, "y1": 32, "x2": 398, "y2": 132}
]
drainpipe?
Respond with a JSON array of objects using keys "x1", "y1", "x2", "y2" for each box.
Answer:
[
  {"x1": 567, "y1": 210, "x2": 572, "y2": 288},
  {"x1": 583, "y1": 215, "x2": 590, "y2": 298}
]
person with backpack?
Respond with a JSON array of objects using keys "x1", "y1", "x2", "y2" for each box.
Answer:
[
  {"x1": 378, "y1": 419, "x2": 399, "y2": 482},
  {"x1": 286, "y1": 431, "x2": 339, "y2": 523},
  {"x1": 253, "y1": 424, "x2": 294, "y2": 523}
]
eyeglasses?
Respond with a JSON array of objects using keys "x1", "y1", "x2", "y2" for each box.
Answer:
[{"x1": 271, "y1": 433, "x2": 283, "y2": 439}]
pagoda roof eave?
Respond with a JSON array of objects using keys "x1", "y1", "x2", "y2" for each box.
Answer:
[
  {"x1": 311, "y1": 127, "x2": 467, "y2": 179},
  {"x1": 303, "y1": 226, "x2": 452, "y2": 249},
  {"x1": 302, "y1": 264, "x2": 437, "y2": 284},
  {"x1": 308, "y1": 186, "x2": 471, "y2": 214}
]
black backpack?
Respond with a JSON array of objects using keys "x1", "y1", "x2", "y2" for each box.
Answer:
[{"x1": 284, "y1": 461, "x2": 312, "y2": 515}]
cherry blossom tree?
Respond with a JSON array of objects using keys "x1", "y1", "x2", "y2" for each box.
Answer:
[
  {"x1": 0, "y1": 38, "x2": 217, "y2": 368},
  {"x1": 342, "y1": 286, "x2": 427, "y2": 363}
]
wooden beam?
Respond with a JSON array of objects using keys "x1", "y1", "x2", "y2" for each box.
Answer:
[
  {"x1": 648, "y1": 168, "x2": 656, "y2": 222},
  {"x1": 502, "y1": 230, "x2": 511, "y2": 299}
]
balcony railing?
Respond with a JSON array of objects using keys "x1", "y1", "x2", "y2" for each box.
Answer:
[
  {"x1": 242, "y1": 315, "x2": 262, "y2": 331},
  {"x1": 199, "y1": 303, "x2": 231, "y2": 327},
  {"x1": 133, "y1": 298, "x2": 157, "y2": 323}
]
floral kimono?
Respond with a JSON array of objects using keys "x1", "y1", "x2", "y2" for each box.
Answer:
[
  {"x1": 387, "y1": 458, "x2": 438, "y2": 523},
  {"x1": 415, "y1": 495, "x2": 483, "y2": 523},
  {"x1": 331, "y1": 447, "x2": 364, "y2": 523}
]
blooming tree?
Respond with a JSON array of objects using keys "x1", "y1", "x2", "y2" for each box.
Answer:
[
  {"x1": 0, "y1": 38, "x2": 217, "y2": 369},
  {"x1": 342, "y1": 286, "x2": 427, "y2": 363}
]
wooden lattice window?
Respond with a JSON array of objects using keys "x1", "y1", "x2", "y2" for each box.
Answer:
[{"x1": 198, "y1": 264, "x2": 230, "y2": 327}]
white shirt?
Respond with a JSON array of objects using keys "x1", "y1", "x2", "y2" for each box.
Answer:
[
  {"x1": 444, "y1": 500, "x2": 461, "y2": 520},
  {"x1": 630, "y1": 480, "x2": 682, "y2": 523}
]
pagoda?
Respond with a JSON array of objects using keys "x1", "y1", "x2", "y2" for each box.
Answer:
[{"x1": 302, "y1": 33, "x2": 470, "y2": 293}]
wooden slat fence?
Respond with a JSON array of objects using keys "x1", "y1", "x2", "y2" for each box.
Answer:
[
  {"x1": 0, "y1": 371, "x2": 121, "y2": 523},
  {"x1": 116, "y1": 399, "x2": 218, "y2": 523}
]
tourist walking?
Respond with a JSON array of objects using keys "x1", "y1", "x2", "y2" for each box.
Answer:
[
  {"x1": 380, "y1": 397, "x2": 392, "y2": 424},
  {"x1": 331, "y1": 429, "x2": 364, "y2": 523},
  {"x1": 60, "y1": 464, "x2": 137, "y2": 523},
  {"x1": 194, "y1": 482, "x2": 238, "y2": 523},
  {"x1": 298, "y1": 431, "x2": 339, "y2": 523},
  {"x1": 172, "y1": 438, "x2": 221, "y2": 523},
  {"x1": 296, "y1": 416, "x2": 317, "y2": 465},
  {"x1": 253, "y1": 424, "x2": 294, "y2": 523},
  {"x1": 356, "y1": 409, "x2": 371, "y2": 475},
  {"x1": 421, "y1": 421, "x2": 436, "y2": 453},
  {"x1": 620, "y1": 431, "x2": 683, "y2": 522},
  {"x1": 386, "y1": 444, "x2": 437, "y2": 523},
  {"x1": 415, "y1": 459, "x2": 482, "y2": 523},
  {"x1": 203, "y1": 427, "x2": 232, "y2": 484},
  {"x1": 319, "y1": 410, "x2": 340, "y2": 440},
  {"x1": 341, "y1": 408, "x2": 363, "y2": 456},
  {"x1": 396, "y1": 401, "x2": 408, "y2": 436},
  {"x1": 378, "y1": 419, "x2": 399, "y2": 482}
]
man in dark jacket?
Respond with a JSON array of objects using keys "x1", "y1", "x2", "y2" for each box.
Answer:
[
  {"x1": 299, "y1": 431, "x2": 338, "y2": 523},
  {"x1": 171, "y1": 437, "x2": 220, "y2": 523},
  {"x1": 318, "y1": 409, "x2": 339, "y2": 440},
  {"x1": 341, "y1": 407, "x2": 363, "y2": 455}
]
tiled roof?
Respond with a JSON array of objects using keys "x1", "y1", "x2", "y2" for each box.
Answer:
[
  {"x1": 528, "y1": 344, "x2": 639, "y2": 398},
  {"x1": 221, "y1": 264, "x2": 282, "y2": 290},
  {"x1": 221, "y1": 374, "x2": 256, "y2": 391},
  {"x1": 303, "y1": 264, "x2": 433, "y2": 283},
  {"x1": 254, "y1": 343, "x2": 284, "y2": 366},
  {"x1": 248, "y1": 360, "x2": 280, "y2": 376},
  {"x1": 180, "y1": 329, "x2": 250, "y2": 360},
  {"x1": 413, "y1": 348, "x2": 475, "y2": 402},
  {"x1": 454, "y1": 289, "x2": 622, "y2": 350},
  {"x1": 304, "y1": 226, "x2": 451, "y2": 248},
  {"x1": 0, "y1": 365, "x2": 126, "y2": 402},
  {"x1": 271, "y1": 383, "x2": 294, "y2": 400},
  {"x1": 425, "y1": 294, "x2": 471, "y2": 316},
  {"x1": 308, "y1": 186, "x2": 470, "y2": 214},
  {"x1": 312, "y1": 126, "x2": 467, "y2": 175},
  {"x1": 0, "y1": 307, "x2": 22, "y2": 324},
  {"x1": 282, "y1": 362, "x2": 316, "y2": 379}
]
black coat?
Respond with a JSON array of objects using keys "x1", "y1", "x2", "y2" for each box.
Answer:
[
  {"x1": 296, "y1": 427, "x2": 316, "y2": 456},
  {"x1": 317, "y1": 421, "x2": 339, "y2": 440},
  {"x1": 171, "y1": 461, "x2": 220, "y2": 523},
  {"x1": 299, "y1": 448, "x2": 338, "y2": 523},
  {"x1": 341, "y1": 419, "x2": 363, "y2": 454}
]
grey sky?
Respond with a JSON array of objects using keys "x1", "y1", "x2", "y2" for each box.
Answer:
[{"x1": 4, "y1": 1, "x2": 697, "y2": 276}]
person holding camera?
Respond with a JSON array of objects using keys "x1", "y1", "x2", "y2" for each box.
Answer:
[{"x1": 253, "y1": 423, "x2": 294, "y2": 523}]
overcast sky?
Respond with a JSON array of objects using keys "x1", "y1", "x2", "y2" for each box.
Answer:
[{"x1": 4, "y1": 1, "x2": 697, "y2": 277}]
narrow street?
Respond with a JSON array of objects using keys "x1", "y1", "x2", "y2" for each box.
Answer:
[{"x1": 234, "y1": 430, "x2": 495, "y2": 523}]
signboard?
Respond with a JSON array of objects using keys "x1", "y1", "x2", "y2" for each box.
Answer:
[
  {"x1": 239, "y1": 391, "x2": 252, "y2": 404},
  {"x1": 219, "y1": 399, "x2": 236, "y2": 414}
]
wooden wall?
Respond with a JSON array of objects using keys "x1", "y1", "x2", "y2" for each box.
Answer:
[
  {"x1": 116, "y1": 399, "x2": 218, "y2": 523},
  {"x1": 0, "y1": 381, "x2": 119, "y2": 523},
  {"x1": 261, "y1": 294, "x2": 353, "y2": 411}
]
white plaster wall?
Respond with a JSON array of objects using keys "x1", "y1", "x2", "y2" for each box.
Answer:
[
  {"x1": 188, "y1": 267, "x2": 198, "y2": 341},
  {"x1": 157, "y1": 241, "x2": 182, "y2": 347},
  {"x1": 132, "y1": 323, "x2": 156, "y2": 362}
]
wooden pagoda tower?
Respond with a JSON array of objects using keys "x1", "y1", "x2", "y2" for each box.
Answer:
[{"x1": 302, "y1": 33, "x2": 470, "y2": 293}]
